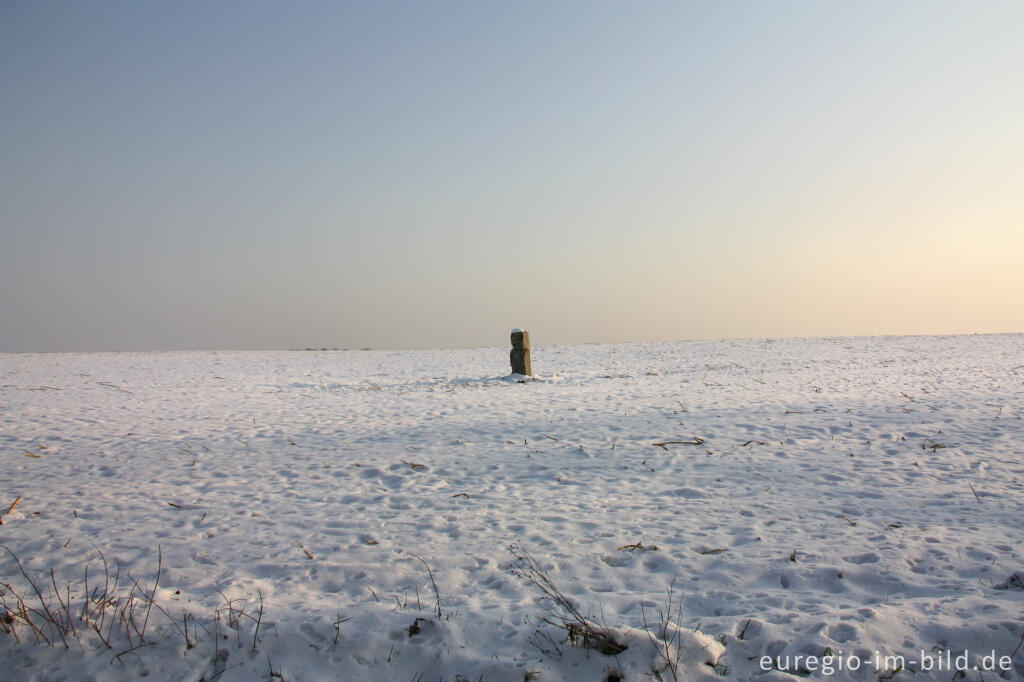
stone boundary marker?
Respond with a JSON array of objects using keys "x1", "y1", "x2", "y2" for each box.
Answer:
[{"x1": 510, "y1": 329, "x2": 531, "y2": 376}]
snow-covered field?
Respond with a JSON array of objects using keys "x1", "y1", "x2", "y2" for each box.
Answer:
[{"x1": 2, "y1": 335, "x2": 1023, "y2": 681}]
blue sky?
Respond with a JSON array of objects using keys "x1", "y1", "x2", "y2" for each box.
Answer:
[{"x1": 2, "y1": 1, "x2": 1021, "y2": 351}]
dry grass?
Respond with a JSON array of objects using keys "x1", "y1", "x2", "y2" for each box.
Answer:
[
  {"x1": 640, "y1": 579, "x2": 684, "y2": 682},
  {"x1": 652, "y1": 437, "x2": 704, "y2": 450},
  {"x1": 408, "y1": 553, "x2": 442, "y2": 620},
  {"x1": 507, "y1": 542, "x2": 627, "y2": 656},
  {"x1": 0, "y1": 544, "x2": 266, "y2": 670}
]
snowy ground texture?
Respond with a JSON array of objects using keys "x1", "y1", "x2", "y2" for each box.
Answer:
[{"x1": 2, "y1": 335, "x2": 1023, "y2": 681}]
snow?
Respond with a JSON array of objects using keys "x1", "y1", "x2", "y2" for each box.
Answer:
[{"x1": 2, "y1": 335, "x2": 1023, "y2": 681}]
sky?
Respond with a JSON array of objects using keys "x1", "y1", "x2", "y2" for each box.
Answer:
[{"x1": 2, "y1": 1, "x2": 1022, "y2": 352}]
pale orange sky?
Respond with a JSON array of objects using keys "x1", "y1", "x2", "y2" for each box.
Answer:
[{"x1": 2, "y1": 1, "x2": 1021, "y2": 351}]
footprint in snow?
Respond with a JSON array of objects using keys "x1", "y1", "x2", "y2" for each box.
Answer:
[
  {"x1": 844, "y1": 552, "x2": 880, "y2": 564},
  {"x1": 828, "y1": 623, "x2": 858, "y2": 642}
]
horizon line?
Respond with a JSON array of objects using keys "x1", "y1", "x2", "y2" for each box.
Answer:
[{"x1": 2, "y1": 330, "x2": 1021, "y2": 355}]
